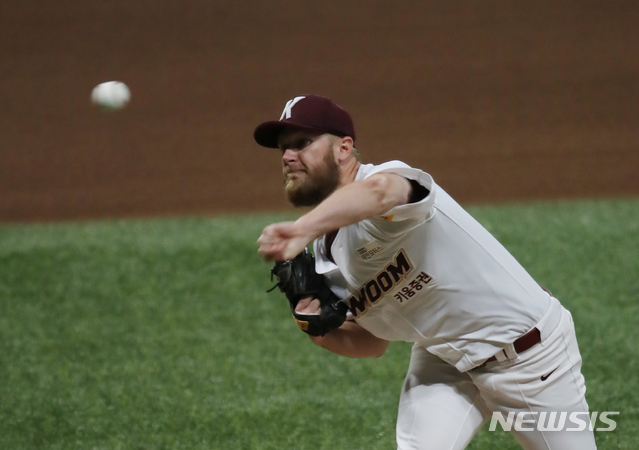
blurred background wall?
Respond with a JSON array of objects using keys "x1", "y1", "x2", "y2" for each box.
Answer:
[{"x1": 1, "y1": 0, "x2": 637, "y2": 222}]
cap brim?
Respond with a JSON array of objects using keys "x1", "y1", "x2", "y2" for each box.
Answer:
[{"x1": 253, "y1": 121, "x2": 327, "y2": 149}]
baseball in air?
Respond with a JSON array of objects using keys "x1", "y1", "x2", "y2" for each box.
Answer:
[{"x1": 91, "y1": 81, "x2": 131, "y2": 111}]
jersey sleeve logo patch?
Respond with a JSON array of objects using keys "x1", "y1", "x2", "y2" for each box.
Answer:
[{"x1": 346, "y1": 249, "x2": 432, "y2": 317}]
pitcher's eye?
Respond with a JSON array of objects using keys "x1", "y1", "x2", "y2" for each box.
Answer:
[
  {"x1": 279, "y1": 137, "x2": 316, "y2": 151},
  {"x1": 289, "y1": 139, "x2": 312, "y2": 150}
]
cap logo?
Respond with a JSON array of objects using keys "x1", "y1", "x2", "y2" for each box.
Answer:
[{"x1": 279, "y1": 96, "x2": 306, "y2": 120}]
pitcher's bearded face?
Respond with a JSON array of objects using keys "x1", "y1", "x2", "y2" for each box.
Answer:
[
  {"x1": 284, "y1": 147, "x2": 340, "y2": 207},
  {"x1": 279, "y1": 132, "x2": 341, "y2": 207}
]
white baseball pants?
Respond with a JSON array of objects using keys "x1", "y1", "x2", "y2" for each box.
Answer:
[{"x1": 396, "y1": 303, "x2": 597, "y2": 449}]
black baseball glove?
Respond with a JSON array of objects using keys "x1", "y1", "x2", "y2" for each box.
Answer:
[{"x1": 268, "y1": 249, "x2": 348, "y2": 336}]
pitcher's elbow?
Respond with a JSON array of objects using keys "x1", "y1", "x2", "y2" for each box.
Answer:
[{"x1": 366, "y1": 174, "x2": 410, "y2": 212}]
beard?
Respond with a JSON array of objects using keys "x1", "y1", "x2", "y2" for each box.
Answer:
[{"x1": 284, "y1": 148, "x2": 341, "y2": 207}]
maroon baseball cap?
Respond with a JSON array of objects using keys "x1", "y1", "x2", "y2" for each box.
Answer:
[{"x1": 254, "y1": 95, "x2": 356, "y2": 148}]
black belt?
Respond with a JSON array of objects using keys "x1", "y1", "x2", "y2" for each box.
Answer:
[{"x1": 485, "y1": 327, "x2": 541, "y2": 363}]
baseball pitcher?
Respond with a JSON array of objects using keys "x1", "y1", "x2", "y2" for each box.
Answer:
[{"x1": 256, "y1": 95, "x2": 597, "y2": 450}]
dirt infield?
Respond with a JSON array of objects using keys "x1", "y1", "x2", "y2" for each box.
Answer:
[{"x1": 1, "y1": 1, "x2": 638, "y2": 222}]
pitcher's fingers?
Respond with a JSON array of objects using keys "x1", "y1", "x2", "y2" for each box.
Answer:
[
  {"x1": 295, "y1": 297, "x2": 313, "y2": 311},
  {"x1": 257, "y1": 232, "x2": 276, "y2": 245},
  {"x1": 295, "y1": 298, "x2": 321, "y2": 315},
  {"x1": 258, "y1": 245, "x2": 285, "y2": 261}
]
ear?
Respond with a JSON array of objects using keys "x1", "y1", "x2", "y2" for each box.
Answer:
[{"x1": 335, "y1": 137, "x2": 354, "y2": 163}]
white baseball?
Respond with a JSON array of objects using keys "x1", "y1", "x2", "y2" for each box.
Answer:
[{"x1": 91, "y1": 81, "x2": 131, "y2": 111}]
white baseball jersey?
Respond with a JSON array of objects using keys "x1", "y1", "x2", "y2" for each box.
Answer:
[{"x1": 313, "y1": 160, "x2": 552, "y2": 372}]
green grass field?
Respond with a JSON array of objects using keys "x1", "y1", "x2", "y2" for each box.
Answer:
[{"x1": 1, "y1": 199, "x2": 638, "y2": 449}]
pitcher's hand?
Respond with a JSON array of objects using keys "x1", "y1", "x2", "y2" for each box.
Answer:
[
  {"x1": 257, "y1": 221, "x2": 312, "y2": 261},
  {"x1": 295, "y1": 297, "x2": 321, "y2": 315}
]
